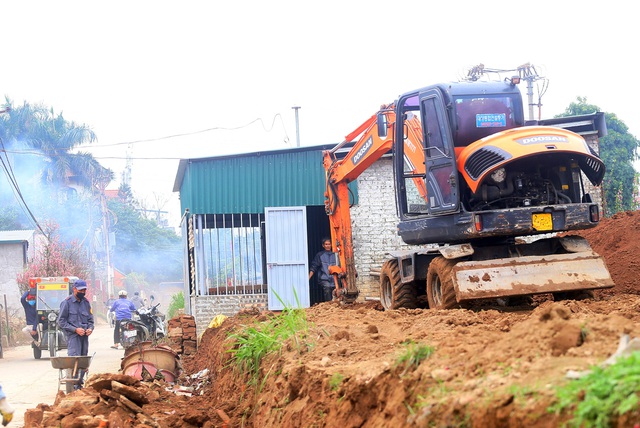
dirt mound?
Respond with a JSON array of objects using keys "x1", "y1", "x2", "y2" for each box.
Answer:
[
  {"x1": 24, "y1": 211, "x2": 640, "y2": 427},
  {"x1": 574, "y1": 209, "x2": 640, "y2": 295}
]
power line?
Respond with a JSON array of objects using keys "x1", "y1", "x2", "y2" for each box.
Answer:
[{"x1": 81, "y1": 113, "x2": 291, "y2": 149}]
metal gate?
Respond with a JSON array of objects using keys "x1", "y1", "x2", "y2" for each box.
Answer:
[{"x1": 265, "y1": 207, "x2": 310, "y2": 310}]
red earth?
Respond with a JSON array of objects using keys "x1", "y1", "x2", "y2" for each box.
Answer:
[{"x1": 26, "y1": 210, "x2": 640, "y2": 427}]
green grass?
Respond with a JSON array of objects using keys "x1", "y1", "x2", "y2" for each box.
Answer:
[
  {"x1": 548, "y1": 351, "x2": 640, "y2": 427},
  {"x1": 166, "y1": 291, "x2": 184, "y2": 319},
  {"x1": 395, "y1": 339, "x2": 435, "y2": 375},
  {"x1": 226, "y1": 290, "x2": 311, "y2": 386},
  {"x1": 329, "y1": 373, "x2": 344, "y2": 391}
]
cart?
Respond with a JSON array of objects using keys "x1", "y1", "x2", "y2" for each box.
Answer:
[{"x1": 50, "y1": 355, "x2": 94, "y2": 393}]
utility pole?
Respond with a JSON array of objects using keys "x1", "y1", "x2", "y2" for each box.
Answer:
[{"x1": 292, "y1": 106, "x2": 301, "y2": 147}]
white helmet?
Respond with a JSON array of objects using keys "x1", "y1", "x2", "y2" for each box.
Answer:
[{"x1": 118, "y1": 290, "x2": 128, "y2": 296}]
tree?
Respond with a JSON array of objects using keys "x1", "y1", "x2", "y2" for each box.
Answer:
[
  {"x1": 0, "y1": 98, "x2": 114, "y2": 233},
  {"x1": 15, "y1": 222, "x2": 92, "y2": 292},
  {"x1": 107, "y1": 198, "x2": 182, "y2": 283},
  {"x1": 557, "y1": 97, "x2": 640, "y2": 216}
]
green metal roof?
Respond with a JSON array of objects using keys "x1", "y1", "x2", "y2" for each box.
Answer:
[{"x1": 174, "y1": 145, "x2": 358, "y2": 215}]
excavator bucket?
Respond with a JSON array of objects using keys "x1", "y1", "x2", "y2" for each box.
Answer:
[{"x1": 452, "y1": 251, "x2": 614, "y2": 302}]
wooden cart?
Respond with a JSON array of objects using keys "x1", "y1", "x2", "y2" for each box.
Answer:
[{"x1": 50, "y1": 355, "x2": 94, "y2": 393}]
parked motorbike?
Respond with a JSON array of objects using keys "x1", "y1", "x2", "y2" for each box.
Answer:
[{"x1": 120, "y1": 297, "x2": 166, "y2": 349}]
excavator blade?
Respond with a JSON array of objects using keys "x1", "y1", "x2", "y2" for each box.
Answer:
[{"x1": 452, "y1": 251, "x2": 614, "y2": 302}]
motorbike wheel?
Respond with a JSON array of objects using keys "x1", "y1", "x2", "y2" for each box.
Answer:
[
  {"x1": 49, "y1": 332, "x2": 56, "y2": 357},
  {"x1": 33, "y1": 345, "x2": 42, "y2": 359}
]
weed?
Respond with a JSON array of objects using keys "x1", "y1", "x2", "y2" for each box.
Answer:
[
  {"x1": 395, "y1": 340, "x2": 435, "y2": 375},
  {"x1": 329, "y1": 373, "x2": 344, "y2": 391},
  {"x1": 166, "y1": 291, "x2": 184, "y2": 319},
  {"x1": 226, "y1": 289, "x2": 311, "y2": 386},
  {"x1": 548, "y1": 350, "x2": 640, "y2": 427}
]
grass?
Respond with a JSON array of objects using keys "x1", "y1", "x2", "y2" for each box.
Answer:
[
  {"x1": 166, "y1": 291, "x2": 184, "y2": 319},
  {"x1": 226, "y1": 290, "x2": 311, "y2": 386},
  {"x1": 329, "y1": 373, "x2": 344, "y2": 391},
  {"x1": 548, "y1": 350, "x2": 640, "y2": 427},
  {"x1": 395, "y1": 339, "x2": 435, "y2": 375}
]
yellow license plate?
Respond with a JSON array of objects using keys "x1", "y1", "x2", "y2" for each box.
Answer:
[{"x1": 532, "y1": 213, "x2": 552, "y2": 231}]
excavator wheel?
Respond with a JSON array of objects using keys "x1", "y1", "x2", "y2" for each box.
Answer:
[
  {"x1": 379, "y1": 259, "x2": 418, "y2": 310},
  {"x1": 426, "y1": 257, "x2": 460, "y2": 310}
]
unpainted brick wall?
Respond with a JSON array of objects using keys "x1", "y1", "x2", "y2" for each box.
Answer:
[
  {"x1": 192, "y1": 294, "x2": 268, "y2": 339},
  {"x1": 350, "y1": 158, "x2": 410, "y2": 299}
]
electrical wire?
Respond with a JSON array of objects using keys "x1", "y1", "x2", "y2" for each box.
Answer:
[{"x1": 0, "y1": 137, "x2": 48, "y2": 237}]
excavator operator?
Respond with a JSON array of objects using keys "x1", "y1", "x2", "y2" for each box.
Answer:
[{"x1": 309, "y1": 238, "x2": 338, "y2": 302}]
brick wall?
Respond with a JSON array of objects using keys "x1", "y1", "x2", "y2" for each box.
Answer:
[
  {"x1": 191, "y1": 294, "x2": 268, "y2": 339},
  {"x1": 350, "y1": 158, "x2": 410, "y2": 299}
]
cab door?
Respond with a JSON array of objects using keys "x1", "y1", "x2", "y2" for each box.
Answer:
[{"x1": 420, "y1": 90, "x2": 459, "y2": 215}]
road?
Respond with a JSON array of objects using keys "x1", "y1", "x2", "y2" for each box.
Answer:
[{"x1": 0, "y1": 319, "x2": 122, "y2": 427}]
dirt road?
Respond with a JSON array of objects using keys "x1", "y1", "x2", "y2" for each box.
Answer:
[{"x1": 1, "y1": 319, "x2": 122, "y2": 427}]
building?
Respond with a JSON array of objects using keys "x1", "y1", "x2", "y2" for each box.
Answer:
[{"x1": 0, "y1": 230, "x2": 35, "y2": 314}]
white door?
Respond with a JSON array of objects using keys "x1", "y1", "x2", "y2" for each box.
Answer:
[{"x1": 265, "y1": 206, "x2": 310, "y2": 310}]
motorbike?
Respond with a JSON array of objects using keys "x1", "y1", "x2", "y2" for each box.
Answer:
[
  {"x1": 120, "y1": 296, "x2": 166, "y2": 349},
  {"x1": 33, "y1": 287, "x2": 69, "y2": 359}
]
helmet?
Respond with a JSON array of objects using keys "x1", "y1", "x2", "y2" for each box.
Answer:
[{"x1": 118, "y1": 290, "x2": 128, "y2": 296}]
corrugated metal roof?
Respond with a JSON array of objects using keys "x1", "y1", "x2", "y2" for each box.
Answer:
[
  {"x1": 174, "y1": 144, "x2": 358, "y2": 215},
  {"x1": 0, "y1": 230, "x2": 35, "y2": 243}
]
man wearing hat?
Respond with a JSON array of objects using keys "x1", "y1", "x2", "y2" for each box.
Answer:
[{"x1": 58, "y1": 279, "x2": 94, "y2": 388}]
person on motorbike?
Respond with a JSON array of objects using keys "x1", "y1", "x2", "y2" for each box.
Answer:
[
  {"x1": 110, "y1": 290, "x2": 135, "y2": 349},
  {"x1": 105, "y1": 294, "x2": 116, "y2": 328},
  {"x1": 20, "y1": 290, "x2": 38, "y2": 342},
  {"x1": 130, "y1": 291, "x2": 143, "y2": 309}
]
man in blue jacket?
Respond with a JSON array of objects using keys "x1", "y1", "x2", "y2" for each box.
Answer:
[
  {"x1": 110, "y1": 290, "x2": 135, "y2": 349},
  {"x1": 309, "y1": 238, "x2": 338, "y2": 302},
  {"x1": 20, "y1": 290, "x2": 38, "y2": 342},
  {"x1": 58, "y1": 279, "x2": 94, "y2": 389}
]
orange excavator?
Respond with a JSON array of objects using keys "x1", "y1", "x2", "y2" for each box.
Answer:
[{"x1": 323, "y1": 79, "x2": 614, "y2": 309}]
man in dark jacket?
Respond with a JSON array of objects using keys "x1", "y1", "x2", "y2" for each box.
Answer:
[
  {"x1": 58, "y1": 279, "x2": 94, "y2": 388},
  {"x1": 20, "y1": 290, "x2": 38, "y2": 342},
  {"x1": 309, "y1": 238, "x2": 337, "y2": 302},
  {"x1": 59, "y1": 279, "x2": 94, "y2": 356}
]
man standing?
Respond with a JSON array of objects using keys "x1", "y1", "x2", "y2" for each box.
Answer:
[
  {"x1": 309, "y1": 238, "x2": 338, "y2": 302},
  {"x1": 19, "y1": 290, "x2": 38, "y2": 342},
  {"x1": 58, "y1": 279, "x2": 94, "y2": 389},
  {"x1": 130, "y1": 291, "x2": 143, "y2": 309},
  {"x1": 110, "y1": 290, "x2": 135, "y2": 349}
]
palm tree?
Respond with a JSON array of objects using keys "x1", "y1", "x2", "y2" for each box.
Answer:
[{"x1": 1, "y1": 98, "x2": 113, "y2": 197}]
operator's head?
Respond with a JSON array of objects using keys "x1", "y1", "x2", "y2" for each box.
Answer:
[
  {"x1": 118, "y1": 290, "x2": 128, "y2": 298},
  {"x1": 322, "y1": 238, "x2": 331, "y2": 250},
  {"x1": 74, "y1": 280, "x2": 88, "y2": 299}
]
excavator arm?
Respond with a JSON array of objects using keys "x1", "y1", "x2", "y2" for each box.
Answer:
[{"x1": 323, "y1": 105, "x2": 426, "y2": 302}]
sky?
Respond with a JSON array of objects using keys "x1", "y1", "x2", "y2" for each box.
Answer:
[{"x1": 1, "y1": 1, "x2": 638, "y2": 228}]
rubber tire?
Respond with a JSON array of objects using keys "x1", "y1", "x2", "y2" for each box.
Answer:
[
  {"x1": 49, "y1": 332, "x2": 56, "y2": 358},
  {"x1": 33, "y1": 345, "x2": 42, "y2": 359},
  {"x1": 379, "y1": 259, "x2": 418, "y2": 310},
  {"x1": 65, "y1": 369, "x2": 74, "y2": 394},
  {"x1": 426, "y1": 257, "x2": 460, "y2": 310}
]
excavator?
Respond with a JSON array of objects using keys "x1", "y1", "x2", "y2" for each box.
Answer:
[{"x1": 323, "y1": 79, "x2": 614, "y2": 309}]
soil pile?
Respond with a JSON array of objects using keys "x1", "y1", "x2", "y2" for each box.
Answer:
[{"x1": 25, "y1": 210, "x2": 640, "y2": 427}]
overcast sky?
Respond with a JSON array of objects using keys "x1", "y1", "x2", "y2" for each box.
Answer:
[{"x1": 1, "y1": 1, "x2": 637, "y2": 227}]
